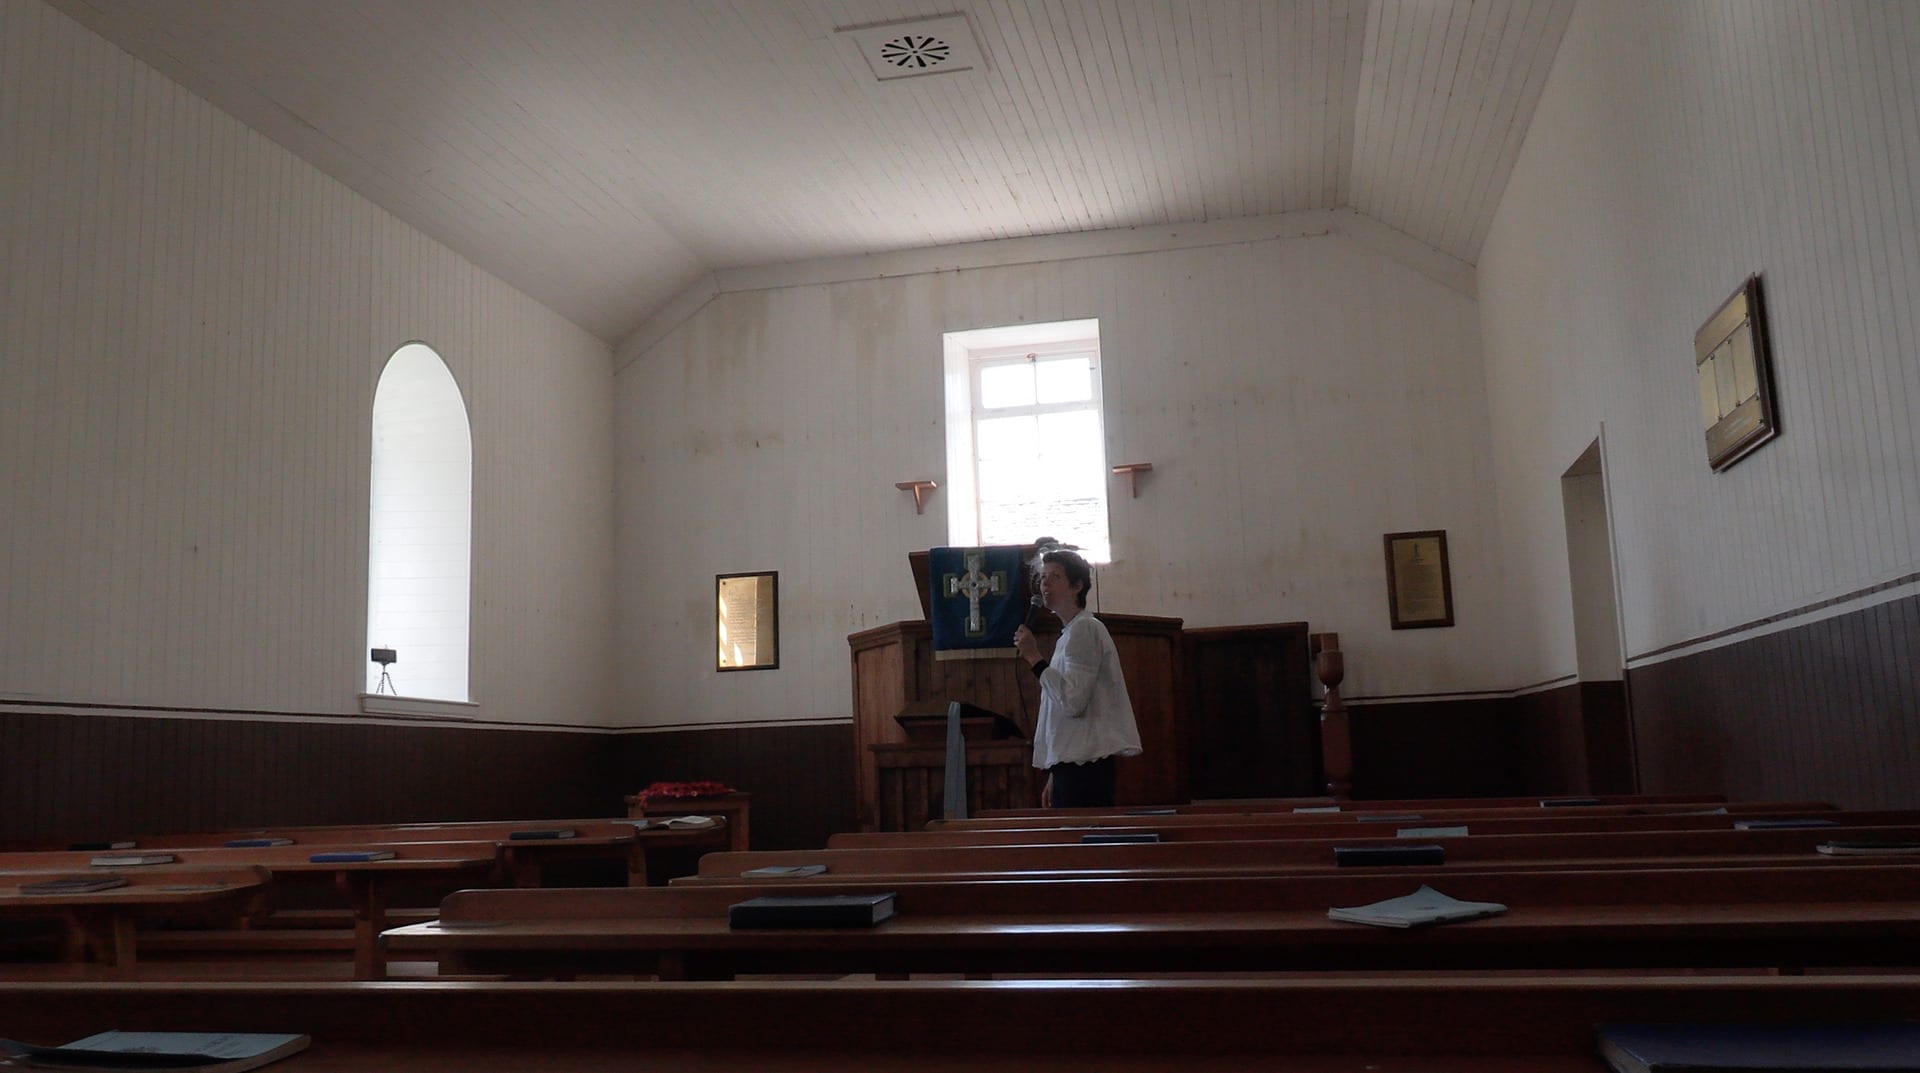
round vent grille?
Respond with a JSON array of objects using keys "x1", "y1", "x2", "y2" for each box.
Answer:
[{"x1": 879, "y1": 34, "x2": 952, "y2": 69}]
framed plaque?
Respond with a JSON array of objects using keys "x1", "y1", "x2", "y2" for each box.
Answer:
[
  {"x1": 1696, "y1": 274, "x2": 1780, "y2": 472},
  {"x1": 716, "y1": 571, "x2": 779, "y2": 671},
  {"x1": 1384, "y1": 530, "x2": 1454, "y2": 629}
]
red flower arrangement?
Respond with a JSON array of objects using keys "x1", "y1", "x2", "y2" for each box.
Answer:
[{"x1": 634, "y1": 780, "x2": 735, "y2": 804}]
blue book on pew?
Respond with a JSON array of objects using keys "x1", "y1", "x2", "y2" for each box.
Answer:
[
  {"x1": 508, "y1": 829, "x2": 577, "y2": 840},
  {"x1": 1541, "y1": 797, "x2": 1602, "y2": 807},
  {"x1": 308, "y1": 850, "x2": 396, "y2": 863},
  {"x1": 1333, "y1": 844, "x2": 1445, "y2": 867},
  {"x1": 1081, "y1": 832, "x2": 1161, "y2": 844},
  {"x1": 223, "y1": 838, "x2": 294, "y2": 848},
  {"x1": 1597, "y1": 1023, "x2": 1920, "y2": 1073},
  {"x1": 1123, "y1": 808, "x2": 1179, "y2": 816}
]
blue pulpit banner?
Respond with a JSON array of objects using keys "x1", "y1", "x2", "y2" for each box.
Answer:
[{"x1": 928, "y1": 545, "x2": 1026, "y2": 661}]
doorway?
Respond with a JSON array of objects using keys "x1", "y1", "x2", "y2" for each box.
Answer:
[{"x1": 1561, "y1": 436, "x2": 1637, "y2": 791}]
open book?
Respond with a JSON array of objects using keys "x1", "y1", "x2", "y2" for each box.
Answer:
[
  {"x1": 0, "y1": 1032, "x2": 309, "y2": 1072},
  {"x1": 638, "y1": 815, "x2": 718, "y2": 830},
  {"x1": 1327, "y1": 885, "x2": 1507, "y2": 928}
]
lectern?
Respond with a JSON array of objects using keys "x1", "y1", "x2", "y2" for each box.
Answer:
[{"x1": 848, "y1": 551, "x2": 1186, "y2": 831}]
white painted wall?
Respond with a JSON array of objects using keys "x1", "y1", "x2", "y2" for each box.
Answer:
[
  {"x1": 614, "y1": 218, "x2": 1502, "y2": 728},
  {"x1": 0, "y1": 0, "x2": 616, "y2": 727},
  {"x1": 1479, "y1": 1, "x2": 1920, "y2": 681}
]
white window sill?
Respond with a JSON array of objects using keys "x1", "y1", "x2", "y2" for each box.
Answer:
[{"x1": 359, "y1": 693, "x2": 480, "y2": 720}]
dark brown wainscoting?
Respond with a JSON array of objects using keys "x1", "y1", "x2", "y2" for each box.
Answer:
[
  {"x1": 1627, "y1": 591, "x2": 1920, "y2": 810},
  {"x1": 1510, "y1": 681, "x2": 1635, "y2": 797},
  {"x1": 614, "y1": 723, "x2": 856, "y2": 852},
  {"x1": 1347, "y1": 698, "x2": 1523, "y2": 799},
  {"x1": 0, "y1": 708, "x2": 620, "y2": 844}
]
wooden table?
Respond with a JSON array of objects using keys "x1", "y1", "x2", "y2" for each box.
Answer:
[
  {"x1": 627, "y1": 793, "x2": 751, "y2": 853},
  {"x1": 0, "y1": 868, "x2": 270, "y2": 976}
]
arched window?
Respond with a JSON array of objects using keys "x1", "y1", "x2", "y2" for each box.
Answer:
[{"x1": 366, "y1": 342, "x2": 471, "y2": 702}]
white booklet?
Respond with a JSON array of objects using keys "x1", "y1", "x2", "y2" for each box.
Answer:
[{"x1": 1327, "y1": 885, "x2": 1507, "y2": 929}]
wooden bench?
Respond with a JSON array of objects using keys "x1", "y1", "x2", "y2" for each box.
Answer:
[
  {"x1": 0, "y1": 867, "x2": 270, "y2": 977},
  {"x1": 29, "y1": 819, "x2": 655, "y2": 886},
  {"x1": 382, "y1": 860, "x2": 1920, "y2": 979},
  {"x1": 930, "y1": 799, "x2": 1835, "y2": 830},
  {"x1": 688, "y1": 822, "x2": 1920, "y2": 882},
  {"x1": 830, "y1": 806, "x2": 1914, "y2": 847},
  {"x1": 0, "y1": 842, "x2": 500, "y2": 979},
  {"x1": 3, "y1": 974, "x2": 1917, "y2": 1070},
  {"x1": 970, "y1": 791, "x2": 1731, "y2": 818}
]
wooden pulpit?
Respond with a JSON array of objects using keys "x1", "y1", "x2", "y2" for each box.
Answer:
[{"x1": 849, "y1": 551, "x2": 1186, "y2": 831}]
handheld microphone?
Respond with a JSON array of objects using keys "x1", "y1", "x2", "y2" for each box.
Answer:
[{"x1": 1025, "y1": 593, "x2": 1044, "y2": 629}]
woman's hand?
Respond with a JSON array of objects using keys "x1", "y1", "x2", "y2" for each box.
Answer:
[
  {"x1": 1013, "y1": 624, "x2": 1041, "y2": 664},
  {"x1": 1041, "y1": 773, "x2": 1054, "y2": 808}
]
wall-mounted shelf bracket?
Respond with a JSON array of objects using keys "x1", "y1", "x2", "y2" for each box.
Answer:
[
  {"x1": 895, "y1": 479, "x2": 939, "y2": 515},
  {"x1": 1110, "y1": 462, "x2": 1154, "y2": 498}
]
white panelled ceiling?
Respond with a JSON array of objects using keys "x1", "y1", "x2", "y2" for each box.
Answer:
[{"x1": 49, "y1": 0, "x2": 1574, "y2": 343}]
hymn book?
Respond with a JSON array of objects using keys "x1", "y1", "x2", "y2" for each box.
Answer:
[
  {"x1": 1327, "y1": 885, "x2": 1507, "y2": 929},
  {"x1": 18, "y1": 876, "x2": 131, "y2": 895},
  {"x1": 306, "y1": 850, "x2": 395, "y2": 863},
  {"x1": 740, "y1": 865, "x2": 828, "y2": 878},
  {"x1": 728, "y1": 892, "x2": 897, "y2": 929},
  {"x1": 87, "y1": 854, "x2": 173, "y2": 867},
  {"x1": 0, "y1": 1032, "x2": 309, "y2": 1072}
]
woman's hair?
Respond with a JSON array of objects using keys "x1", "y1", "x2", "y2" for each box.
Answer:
[{"x1": 1041, "y1": 548, "x2": 1092, "y2": 608}]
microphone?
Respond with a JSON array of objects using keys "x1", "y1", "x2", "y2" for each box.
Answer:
[{"x1": 1025, "y1": 593, "x2": 1045, "y2": 629}]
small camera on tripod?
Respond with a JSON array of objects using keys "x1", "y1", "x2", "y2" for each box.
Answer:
[{"x1": 370, "y1": 648, "x2": 398, "y2": 694}]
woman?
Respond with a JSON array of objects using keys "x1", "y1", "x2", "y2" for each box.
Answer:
[{"x1": 1012, "y1": 548, "x2": 1143, "y2": 808}]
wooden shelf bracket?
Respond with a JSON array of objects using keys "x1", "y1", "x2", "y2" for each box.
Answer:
[
  {"x1": 895, "y1": 479, "x2": 938, "y2": 515},
  {"x1": 1110, "y1": 462, "x2": 1154, "y2": 498}
]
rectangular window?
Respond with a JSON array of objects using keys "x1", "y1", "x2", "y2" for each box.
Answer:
[{"x1": 943, "y1": 320, "x2": 1110, "y2": 562}]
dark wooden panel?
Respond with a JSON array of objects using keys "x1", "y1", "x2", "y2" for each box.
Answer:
[
  {"x1": 1346, "y1": 698, "x2": 1523, "y2": 799},
  {"x1": 1628, "y1": 591, "x2": 1920, "y2": 810},
  {"x1": 1182, "y1": 623, "x2": 1318, "y2": 798},
  {"x1": 0, "y1": 707, "x2": 618, "y2": 844}
]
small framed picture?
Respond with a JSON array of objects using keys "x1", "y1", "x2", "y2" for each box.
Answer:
[
  {"x1": 1384, "y1": 530, "x2": 1454, "y2": 630},
  {"x1": 1696, "y1": 274, "x2": 1781, "y2": 472}
]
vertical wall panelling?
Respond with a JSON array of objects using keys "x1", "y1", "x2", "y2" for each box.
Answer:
[
  {"x1": 1480, "y1": 1, "x2": 1920, "y2": 809},
  {"x1": 1, "y1": 1, "x2": 616, "y2": 728},
  {"x1": 613, "y1": 221, "x2": 1501, "y2": 732}
]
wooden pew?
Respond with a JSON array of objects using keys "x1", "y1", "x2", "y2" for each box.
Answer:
[
  {"x1": 0, "y1": 842, "x2": 498, "y2": 979},
  {"x1": 972, "y1": 791, "x2": 1730, "y2": 818},
  {"x1": 4, "y1": 974, "x2": 1918, "y2": 1070},
  {"x1": 829, "y1": 807, "x2": 1912, "y2": 848},
  {"x1": 0, "y1": 867, "x2": 269, "y2": 977},
  {"x1": 108, "y1": 819, "x2": 651, "y2": 887},
  {"x1": 929, "y1": 799, "x2": 1833, "y2": 831},
  {"x1": 382, "y1": 861, "x2": 1920, "y2": 979},
  {"x1": 688, "y1": 823, "x2": 1920, "y2": 882}
]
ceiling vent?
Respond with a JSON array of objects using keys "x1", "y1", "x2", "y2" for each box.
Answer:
[{"x1": 838, "y1": 14, "x2": 983, "y2": 82}]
